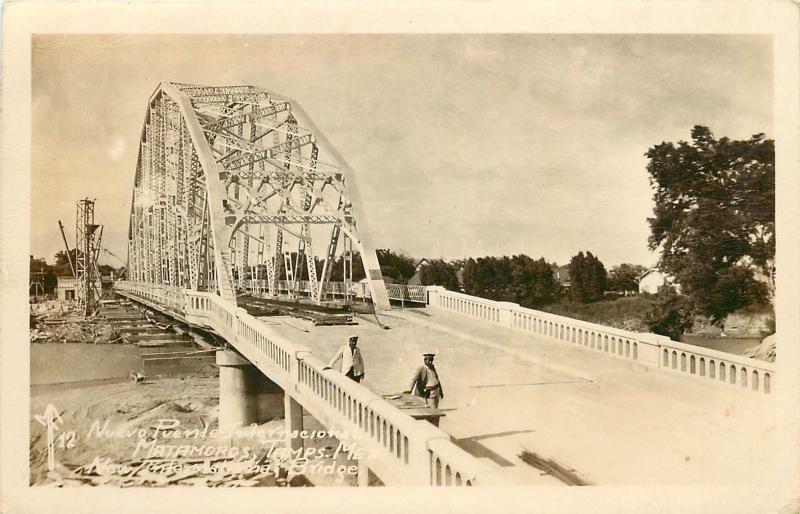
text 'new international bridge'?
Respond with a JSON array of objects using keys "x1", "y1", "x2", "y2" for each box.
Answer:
[{"x1": 115, "y1": 83, "x2": 777, "y2": 487}]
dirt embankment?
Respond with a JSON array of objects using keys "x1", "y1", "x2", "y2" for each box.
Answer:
[
  {"x1": 30, "y1": 376, "x2": 359, "y2": 487},
  {"x1": 30, "y1": 300, "x2": 122, "y2": 344}
]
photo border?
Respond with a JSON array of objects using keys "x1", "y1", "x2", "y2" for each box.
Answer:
[{"x1": 2, "y1": 2, "x2": 798, "y2": 513}]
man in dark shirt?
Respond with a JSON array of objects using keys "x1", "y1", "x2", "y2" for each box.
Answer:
[{"x1": 404, "y1": 352, "x2": 444, "y2": 409}]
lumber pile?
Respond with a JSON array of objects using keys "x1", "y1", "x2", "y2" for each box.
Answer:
[{"x1": 518, "y1": 449, "x2": 590, "y2": 486}]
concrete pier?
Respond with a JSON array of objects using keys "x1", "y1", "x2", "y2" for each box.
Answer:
[
  {"x1": 216, "y1": 350, "x2": 283, "y2": 431},
  {"x1": 357, "y1": 460, "x2": 370, "y2": 487},
  {"x1": 284, "y1": 394, "x2": 304, "y2": 451}
]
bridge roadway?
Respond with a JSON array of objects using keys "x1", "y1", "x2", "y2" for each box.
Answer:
[
  {"x1": 260, "y1": 307, "x2": 778, "y2": 486},
  {"x1": 115, "y1": 282, "x2": 776, "y2": 486}
]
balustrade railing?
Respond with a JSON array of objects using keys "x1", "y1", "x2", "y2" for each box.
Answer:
[
  {"x1": 426, "y1": 286, "x2": 775, "y2": 395},
  {"x1": 114, "y1": 280, "x2": 494, "y2": 485},
  {"x1": 658, "y1": 339, "x2": 773, "y2": 393},
  {"x1": 238, "y1": 279, "x2": 427, "y2": 303}
]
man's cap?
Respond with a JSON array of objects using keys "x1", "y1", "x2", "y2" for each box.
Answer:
[
  {"x1": 422, "y1": 351, "x2": 436, "y2": 357},
  {"x1": 349, "y1": 335, "x2": 359, "y2": 341}
]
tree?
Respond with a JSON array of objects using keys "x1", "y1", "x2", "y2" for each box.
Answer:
[
  {"x1": 327, "y1": 252, "x2": 366, "y2": 282},
  {"x1": 53, "y1": 249, "x2": 79, "y2": 277},
  {"x1": 462, "y1": 256, "x2": 514, "y2": 302},
  {"x1": 375, "y1": 249, "x2": 416, "y2": 283},
  {"x1": 418, "y1": 259, "x2": 460, "y2": 290},
  {"x1": 55, "y1": 249, "x2": 82, "y2": 267},
  {"x1": 608, "y1": 263, "x2": 648, "y2": 293},
  {"x1": 646, "y1": 126, "x2": 774, "y2": 323},
  {"x1": 510, "y1": 255, "x2": 559, "y2": 307},
  {"x1": 568, "y1": 251, "x2": 608, "y2": 303},
  {"x1": 645, "y1": 292, "x2": 696, "y2": 341},
  {"x1": 30, "y1": 256, "x2": 58, "y2": 294}
]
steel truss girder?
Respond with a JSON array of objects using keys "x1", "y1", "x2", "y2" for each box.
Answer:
[
  {"x1": 189, "y1": 92, "x2": 271, "y2": 104},
  {"x1": 127, "y1": 82, "x2": 390, "y2": 310},
  {"x1": 236, "y1": 215, "x2": 341, "y2": 225},
  {"x1": 203, "y1": 101, "x2": 291, "y2": 132},
  {"x1": 223, "y1": 133, "x2": 315, "y2": 170}
]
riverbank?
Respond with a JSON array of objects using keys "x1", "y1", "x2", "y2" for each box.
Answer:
[
  {"x1": 540, "y1": 296, "x2": 773, "y2": 357},
  {"x1": 29, "y1": 343, "x2": 358, "y2": 487}
]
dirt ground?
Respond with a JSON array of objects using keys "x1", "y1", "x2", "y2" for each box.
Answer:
[{"x1": 30, "y1": 375, "x2": 359, "y2": 487}]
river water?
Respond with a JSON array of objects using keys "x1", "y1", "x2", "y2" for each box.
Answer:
[
  {"x1": 30, "y1": 339, "x2": 210, "y2": 393},
  {"x1": 30, "y1": 343, "x2": 142, "y2": 387},
  {"x1": 680, "y1": 335, "x2": 761, "y2": 356}
]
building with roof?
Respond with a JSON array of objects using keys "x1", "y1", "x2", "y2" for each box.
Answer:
[
  {"x1": 638, "y1": 268, "x2": 681, "y2": 294},
  {"x1": 408, "y1": 259, "x2": 431, "y2": 286},
  {"x1": 56, "y1": 276, "x2": 102, "y2": 301},
  {"x1": 551, "y1": 263, "x2": 571, "y2": 290}
]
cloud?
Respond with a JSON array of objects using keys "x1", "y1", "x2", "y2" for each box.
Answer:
[{"x1": 107, "y1": 135, "x2": 126, "y2": 161}]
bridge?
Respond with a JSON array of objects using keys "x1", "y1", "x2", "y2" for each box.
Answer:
[{"x1": 115, "y1": 83, "x2": 777, "y2": 487}]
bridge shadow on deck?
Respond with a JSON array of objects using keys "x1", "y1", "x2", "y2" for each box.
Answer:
[{"x1": 452, "y1": 430, "x2": 536, "y2": 467}]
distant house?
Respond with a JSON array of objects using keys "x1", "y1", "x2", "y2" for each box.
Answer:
[
  {"x1": 56, "y1": 276, "x2": 78, "y2": 301},
  {"x1": 638, "y1": 268, "x2": 681, "y2": 294},
  {"x1": 551, "y1": 264, "x2": 571, "y2": 289},
  {"x1": 56, "y1": 276, "x2": 102, "y2": 301},
  {"x1": 407, "y1": 259, "x2": 430, "y2": 286}
]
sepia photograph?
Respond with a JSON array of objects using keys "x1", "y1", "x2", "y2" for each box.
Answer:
[{"x1": 3, "y1": 2, "x2": 800, "y2": 513}]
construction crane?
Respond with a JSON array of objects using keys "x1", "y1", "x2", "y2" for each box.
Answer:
[
  {"x1": 57, "y1": 199, "x2": 103, "y2": 316},
  {"x1": 57, "y1": 220, "x2": 76, "y2": 278},
  {"x1": 102, "y1": 247, "x2": 127, "y2": 279}
]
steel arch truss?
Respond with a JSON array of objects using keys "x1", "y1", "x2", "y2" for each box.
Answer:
[{"x1": 128, "y1": 82, "x2": 389, "y2": 309}]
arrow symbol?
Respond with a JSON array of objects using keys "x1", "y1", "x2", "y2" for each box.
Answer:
[{"x1": 34, "y1": 404, "x2": 63, "y2": 471}]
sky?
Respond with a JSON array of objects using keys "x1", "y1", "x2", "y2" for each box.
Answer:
[{"x1": 31, "y1": 34, "x2": 773, "y2": 268}]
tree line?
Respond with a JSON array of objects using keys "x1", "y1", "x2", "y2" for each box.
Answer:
[
  {"x1": 32, "y1": 125, "x2": 773, "y2": 341},
  {"x1": 367, "y1": 250, "x2": 642, "y2": 310},
  {"x1": 29, "y1": 250, "x2": 116, "y2": 295}
]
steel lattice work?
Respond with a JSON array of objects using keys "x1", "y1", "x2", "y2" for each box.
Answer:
[
  {"x1": 127, "y1": 82, "x2": 390, "y2": 309},
  {"x1": 76, "y1": 199, "x2": 103, "y2": 316}
]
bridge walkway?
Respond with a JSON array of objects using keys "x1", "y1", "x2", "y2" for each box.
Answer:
[{"x1": 253, "y1": 307, "x2": 777, "y2": 486}]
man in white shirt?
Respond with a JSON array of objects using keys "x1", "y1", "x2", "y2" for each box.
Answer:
[{"x1": 324, "y1": 335, "x2": 365, "y2": 383}]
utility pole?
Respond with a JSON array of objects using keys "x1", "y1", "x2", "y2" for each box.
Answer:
[{"x1": 29, "y1": 260, "x2": 46, "y2": 300}]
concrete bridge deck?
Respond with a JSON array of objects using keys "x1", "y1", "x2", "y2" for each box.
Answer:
[{"x1": 254, "y1": 307, "x2": 777, "y2": 486}]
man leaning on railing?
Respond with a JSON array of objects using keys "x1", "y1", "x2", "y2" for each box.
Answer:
[
  {"x1": 323, "y1": 335, "x2": 365, "y2": 383},
  {"x1": 404, "y1": 351, "x2": 444, "y2": 409}
]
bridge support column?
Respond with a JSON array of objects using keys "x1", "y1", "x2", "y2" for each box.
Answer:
[
  {"x1": 284, "y1": 394, "x2": 304, "y2": 451},
  {"x1": 216, "y1": 350, "x2": 282, "y2": 431},
  {"x1": 357, "y1": 460, "x2": 370, "y2": 487}
]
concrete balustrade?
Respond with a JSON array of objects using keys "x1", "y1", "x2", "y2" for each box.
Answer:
[
  {"x1": 427, "y1": 438, "x2": 484, "y2": 486},
  {"x1": 658, "y1": 339, "x2": 774, "y2": 393},
  {"x1": 184, "y1": 292, "x2": 211, "y2": 327},
  {"x1": 114, "y1": 280, "x2": 497, "y2": 485},
  {"x1": 295, "y1": 354, "x2": 432, "y2": 485},
  {"x1": 427, "y1": 286, "x2": 774, "y2": 394}
]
